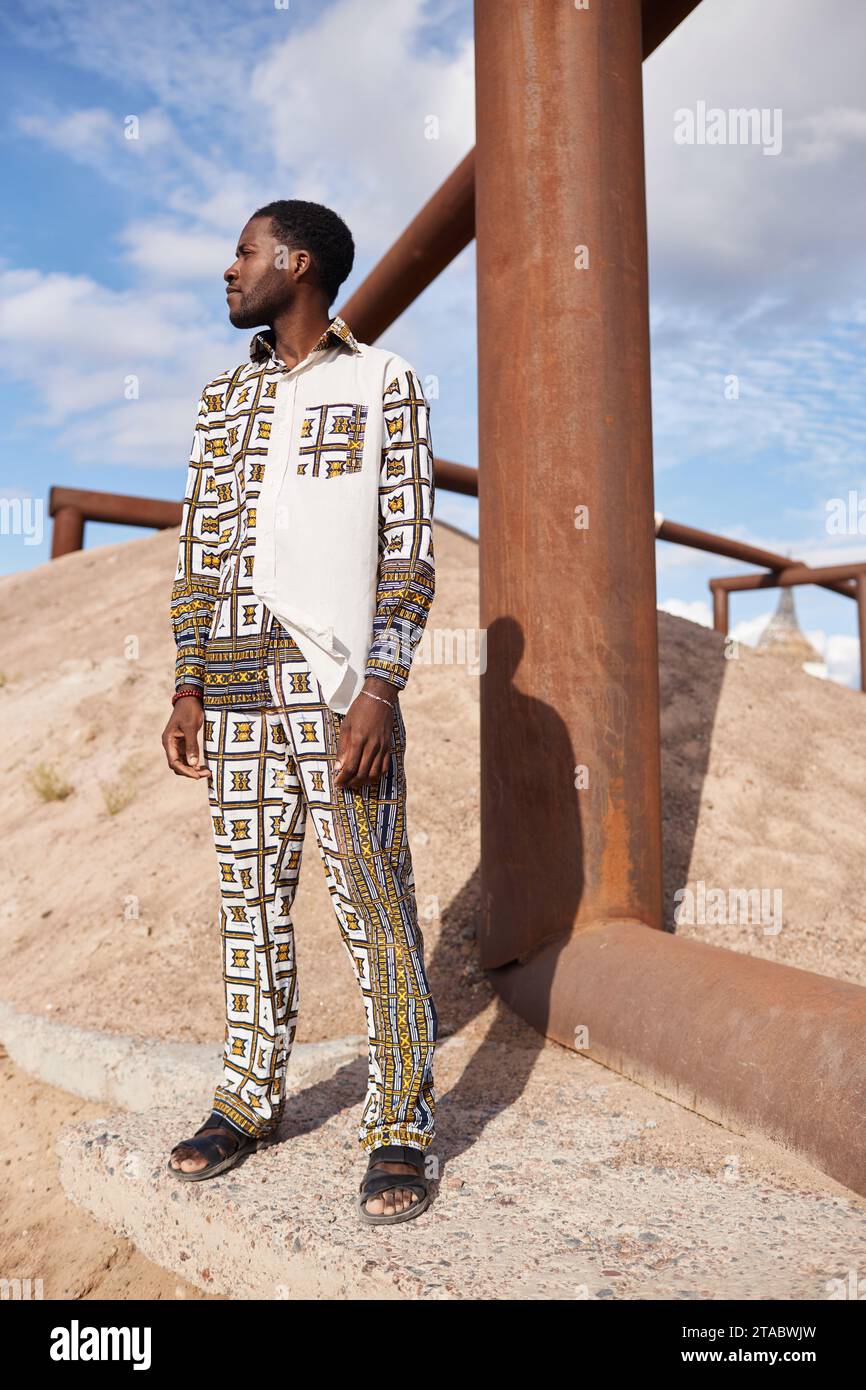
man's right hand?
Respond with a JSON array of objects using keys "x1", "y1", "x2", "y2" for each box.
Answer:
[{"x1": 162, "y1": 696, "x2": 212, "y2": 780}]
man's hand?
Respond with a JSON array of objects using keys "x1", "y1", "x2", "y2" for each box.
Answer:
[
  {"x1": 162, "y1": 696, "x2": 213, "y2": 780},
  {"x1": 333, "y1": 678, "x2": 398, "y2": 790}
]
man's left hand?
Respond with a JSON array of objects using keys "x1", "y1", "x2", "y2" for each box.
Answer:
[{"x1": 333, "y1": 678, "x2": 398, "y2": 789}]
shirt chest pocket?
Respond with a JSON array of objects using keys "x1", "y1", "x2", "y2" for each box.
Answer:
[{"x1": 297, "y1": 402, "x2": 368, "y2": 478}]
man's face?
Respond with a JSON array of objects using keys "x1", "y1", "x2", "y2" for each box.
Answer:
[{"x1": 224, "y1": 216, "x2": 296, "y2": 329}]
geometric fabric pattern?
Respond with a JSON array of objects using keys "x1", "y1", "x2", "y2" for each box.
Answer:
[
  {"x1": 297, "y1": 401, "x2": 368, "y2": 476},
  {"x1": 170, "y1": 315, "x2": 435, "y2": 709},
  {"x1": 205, "y1": 619, "x2": 438, "y2": 1154}
]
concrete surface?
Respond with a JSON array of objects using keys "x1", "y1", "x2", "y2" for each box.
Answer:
[
  {"x1": 56, "y1": 1028, "x2": 866, "y2": 1300},
  {"x1": 0, "y1": 999, "x2": 366, "y2": 1110}
]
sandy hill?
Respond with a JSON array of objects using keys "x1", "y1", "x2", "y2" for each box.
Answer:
[{"x1": 0, "y1": 521, "x2": 863, "y2": 1048}]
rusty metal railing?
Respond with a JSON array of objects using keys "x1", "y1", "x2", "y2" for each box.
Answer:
[
  {"x1": 50, "y1": 486, "x2": 866, "y2": 694},
  {"x1": 709, "y1": 562, "x2": 866, "y2": 692},
  {"x1": 48, "y1": 461, "x2": 478, "y2": 556}
]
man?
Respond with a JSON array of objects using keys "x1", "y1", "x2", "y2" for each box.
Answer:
[{"x1": 161, "y1": 200, "x2": 438, "y2": 1226}]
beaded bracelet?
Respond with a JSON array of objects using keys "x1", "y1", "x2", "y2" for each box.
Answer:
[{"x1": 172, "y1": 686, "x2": 204, "y2": 707}]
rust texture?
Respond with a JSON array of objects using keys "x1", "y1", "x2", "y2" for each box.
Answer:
[
  {"x1": 662, "y1": 517, "x2": 855, "y2": 598},
  {"x1": 492, "y1": 920, "x2": 866, "y2": 1197},
  {"x1": 475, "y1": 0, "x2": 663, "y2": 968}
]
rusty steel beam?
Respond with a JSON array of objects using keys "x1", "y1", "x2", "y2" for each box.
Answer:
[
  {"x1": 710, "y1": 561, "x2": 866, "y2": 592},
  {"x1": 659, "y1": 517, "x2": 856, "y2": 599},
  {"x1": 48, "y1": 486, "x2": 184, "y2": 557},
  {"x1": 475, "y1": 0, "x2": 663, "y2": 970},
  {"x1": 430, "y1": 458, "x2": 480, "y2": 497},
  {"x1": 338, "y1": 151, "x2": 476, "y2": 346},
  {"x1": 49, "y1": 486, "x2": 182, "y2": 528},
  {"x1": 50, "y1": 463, "x2": 471, "y2": 556},
  {"x1": 492, "y1": 920, "x2": 866, "y2": 1197},
  {"x1": 641, "y1": 0, "x2": 704, "y2": 56}
]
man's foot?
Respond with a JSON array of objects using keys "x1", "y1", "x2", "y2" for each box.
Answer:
[
  {"x1": 360, "y1": 1160, "x2": 423, "y2": 1217},
  {"x1": 167, "y1": 1113, "x2": 251, "y2": 1178}
]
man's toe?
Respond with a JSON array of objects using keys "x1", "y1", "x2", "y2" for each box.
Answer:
[{"x1": 170, "y1": 1145, "x2": 205, "y2": 1173}]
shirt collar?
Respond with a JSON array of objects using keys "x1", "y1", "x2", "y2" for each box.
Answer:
[{"x1": 249, "y1": 314, "x2": 362, "y2": 366}]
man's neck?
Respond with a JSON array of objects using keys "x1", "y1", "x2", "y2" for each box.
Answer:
[{"x1": 269, "y1": 305, "x2": 332, "y2": 370}]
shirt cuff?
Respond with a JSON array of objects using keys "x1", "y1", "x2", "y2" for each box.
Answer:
[
  {"x1": 174, "y1": 649, "x2": 206, "y2": 695},
  {"x1": 363, "y1": 658, "x2": 408, "y2": 690}
]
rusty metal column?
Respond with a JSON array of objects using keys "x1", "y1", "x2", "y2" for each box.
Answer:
[
  {"x1": 475, "y1": 0, "x2": 662, "y2": 979},
  {"x1": 857, "y1": 574, "x2": 866, "y2": 693},
  {"x1": 51, "y1": 505, "x2": 85, "y2": 558},
  {"x1": 711, "y1": 581, "x2": 729, "y2": 635}
]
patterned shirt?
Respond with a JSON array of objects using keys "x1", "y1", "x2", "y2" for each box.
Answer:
[{"x1": 170, "y1": 315, "x2": 435, "y2": 709}]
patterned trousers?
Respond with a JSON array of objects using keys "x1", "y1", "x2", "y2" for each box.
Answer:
[{"x1": 202, "y1": 621, "x2": 437, "y2": 1156}]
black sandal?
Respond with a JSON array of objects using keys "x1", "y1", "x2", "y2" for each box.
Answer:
[
  {"x1": 167, "y1": 1110, "x2": 259, "y2": 1182},
  {"x1": 357, "y1": 1143, "x2": 431, "y2": 1225}
]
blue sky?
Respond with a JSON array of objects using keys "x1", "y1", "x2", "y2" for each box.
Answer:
[{"x1": 1, "y1": 0, "x2": 865, "y2": 685}]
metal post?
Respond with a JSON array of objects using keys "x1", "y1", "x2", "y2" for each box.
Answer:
[
  {"x1": 51, "y1": 505, "x2": 84, "y2": 558},
  {"x1": 711, "y1": 582, "x2": 729, "y2": 635},
  {"x1": 858, "y1": 574, "x2": 866, "y2": 694},
  {"x1": 474, "y1": 0, "x2": 662, "y2": 976}
]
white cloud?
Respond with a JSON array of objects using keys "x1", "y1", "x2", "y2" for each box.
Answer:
[
  {"x1": 645, "y1": 0, "x2": 866, "y2": 312},
  {"x1": 247, "y1": 0, "x2": 475, "y2": 250},
  {"x1": 656, "y1": 595, "x2": 861, "y2": 690},
  {"x1": 18, "y1": 105, "x2": 180, "y2": 182},
  {"x1": 117, "y1": 223, "x2": 234, "y2": 282},
  {"x1": 644, "y1": 0, "x2": 866, "y2": 486},
  {"x1": 0, "y1": 266, "x2": 240, "y2": 460},
  {"x1": 730, "y1": 611, "x2": 775, "y2": 648},
  {"x1": 2, "y1": 0, "x2": 265, "y2": 115},
  {"x1": 18, "y1": 107, "x2": 118, "y2": 161},
  {"x1": 6, "y1": 0, "x2": 476, "y2": 258},
  {"x1": 805, "y1": 630, "x2": 861, "y2": 688},
  {"x1": 659, "y1": 597, "x2": 713, "y2": 627},
  {"x1": 723, "y1": 612, "x2": 861, "y2": 690},
  {"x1": 1, "y1": 0, "x2": 478, "y2": 475},
  {"x1": 787, "y1": 106, "x2": 866, "y2": 167}
]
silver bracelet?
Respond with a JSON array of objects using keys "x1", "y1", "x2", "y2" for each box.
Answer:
[{"x1": 361, "y1": 688, "x2": 396, "y2": 709}]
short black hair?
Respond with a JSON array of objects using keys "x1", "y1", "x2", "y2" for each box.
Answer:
[{"x1": 251, "y1": 199, "x2": 355, "y2": 306}]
